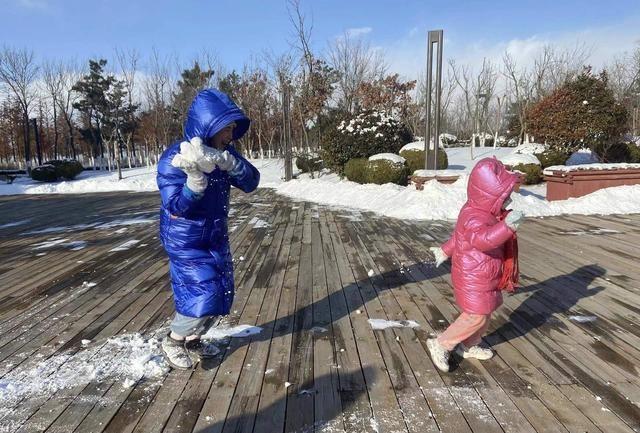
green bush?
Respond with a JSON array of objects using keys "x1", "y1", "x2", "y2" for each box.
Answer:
[
  {"x1": 321, "y1": 110, "x2": 413, "y2": 173},
  {"x1": 366, "y1": 159, "x2": 410, "y2": 186},
  {"x1": 295, "y1": 153, "x2": 323, "y2": 174},
  {"x1": 31, "y1": 164, "x2": 58, "y2": 182},
  {"x1": 400, "y1": 149, "x2": 448, "y2": 173},
  {"x1": 512, "y1": 163, "x2": 543, "y2": 185},
  {"x1": 627, "y1": 142, "x2": 640, "y2": 163},
  {"x1": 534, "y1": 149, "x2": 569, "y2": 168},
  {"x1": 344, "y1": 158, "x2": 369, "y2": 184}
]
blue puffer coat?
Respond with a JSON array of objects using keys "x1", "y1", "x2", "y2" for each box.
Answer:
[{"x1": 157, "y1": 89, "x2": 260, "y2": 318}]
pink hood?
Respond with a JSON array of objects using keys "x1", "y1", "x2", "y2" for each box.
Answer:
[{"x1": 441, "y1": 158, "x2": 519, "y2": 315}]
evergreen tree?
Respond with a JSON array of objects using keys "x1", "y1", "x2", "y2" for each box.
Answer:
[{"x1": 528, "y1": 68, "x2": 628, "y2": 155}]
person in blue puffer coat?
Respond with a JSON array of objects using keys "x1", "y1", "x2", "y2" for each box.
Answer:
[{"x1": 157, "y1": 89, "x2": 259, "y2": 369}]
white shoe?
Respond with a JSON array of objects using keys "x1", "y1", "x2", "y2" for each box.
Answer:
[
  {"x1": 162, "y1": 334, "x2": 193, "y2": 369},
  {"x1": 427, "y1": 338, "x2": 450, "y2": 372},
  {"x1": 456, "y1": 344, "x2": 494, "y2": 360}
]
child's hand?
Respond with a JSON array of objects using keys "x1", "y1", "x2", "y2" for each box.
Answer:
[
  {"x1": 505, "y1": 210, "x2": 525, "y2": 231},
  {"x1": 429, "y1": 246, "x2": 448, "y2": 267}
]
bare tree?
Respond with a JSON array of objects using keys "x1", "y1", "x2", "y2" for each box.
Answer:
[
  {"x1": 115, "y1": 47, "x2": 140, "y2": 167},
  {"x1": 328, "y1": 32, "x2": 386, "y2": 113},
  {"x1": 0, "y1": 47, "x2": 39, "y2": 172},
  {"x1": 42, "y1": 60, "x2": 65, "y2": 160}
]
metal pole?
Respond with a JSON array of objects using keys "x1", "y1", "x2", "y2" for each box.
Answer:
[
  {"x1": 433, "y1": 30, "x2": 443, "y2": 171},
  {"x1": 424, "y1": 34, "x2": 433, "y2": 170},
  {"x1": 424, "y1": 30, "x2": 444, "y2": 171}
]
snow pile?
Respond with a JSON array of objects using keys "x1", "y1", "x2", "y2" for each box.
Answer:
[
  {"x1": 413, "y1": 169, "x2": 462, "y2": 177},
  {"x1": 500, "y1": 152, "x2": 541, "y2": 166},
  {"x1": 0, "y1": 332, "x2": 168, "y2": 417},
  {"x1": 400, "y1": 141, "x2": 427, "y2": 152},
  {"x1": 400, "y1": 140, "x2": 445, "y2": 152},
  {"x1": 369, "y1": 153, "x2": 406, "y2": 165},
  {"x1": 512, "y1": 142, "x2": 548, "y2": 155},
  {"x1": 368, "y1": 319, "x2": 420, "y2": 330},
  {"x1": 544, "y1": 162, "x2": 640, "y2": 175},
  {"x1": 566, "y1": 148, "x2": 600, "y2": 165}
]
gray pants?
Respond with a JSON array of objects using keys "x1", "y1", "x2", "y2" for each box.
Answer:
[{"x1": 170, "y1": 312, "x2": 218, "y2": 337}]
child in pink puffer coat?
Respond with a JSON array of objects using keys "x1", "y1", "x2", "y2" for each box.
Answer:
[{"x1": 427, "y1": 157, "x2": 524, "y2": 372}]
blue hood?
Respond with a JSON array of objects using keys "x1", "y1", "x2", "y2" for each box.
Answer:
[{"x1": 184, "y1": 89, "x2": 250, "y2": 141}]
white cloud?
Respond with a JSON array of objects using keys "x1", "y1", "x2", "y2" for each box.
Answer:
[
  {"x1": 381, "y1": 19, "x2": 640, "y2": 81},
  {"x1": 345, "y1": 27, "x2": 373, "y2": 38}
]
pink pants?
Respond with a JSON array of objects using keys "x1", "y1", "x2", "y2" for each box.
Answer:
[{"x1": 437, "y1": 312, "x2": 491, "y2": 351}]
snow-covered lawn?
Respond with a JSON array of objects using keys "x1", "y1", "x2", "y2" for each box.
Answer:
[{"x1": 2, "y1": 147, "x2": 640, "y2": 220}]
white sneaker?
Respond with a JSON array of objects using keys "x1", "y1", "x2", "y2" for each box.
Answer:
[
  {"x1": 456, "y1": 344, "x2": 494, "y2": 360},
  {"x1": 162, "y1": 334, "x2": 193, "y2": 369},
  {"x1": 427, "y1": 338, "x2": 450, "y2": 372}
]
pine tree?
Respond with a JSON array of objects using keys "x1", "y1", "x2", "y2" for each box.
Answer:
[
  {"x1": 72, "y1": 59, "x2": 114, "y2": 169},
  {"x1": 171, "y1": 62, "x2": 214, "y2": 133}
]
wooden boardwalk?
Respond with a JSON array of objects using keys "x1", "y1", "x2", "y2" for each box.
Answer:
[{"x1": 0, "y1": 189, "x2": 639, "y2": 433}]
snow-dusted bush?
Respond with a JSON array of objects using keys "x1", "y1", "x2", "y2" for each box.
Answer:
[
  {"x1": 439, "y1": 133, "x2": 457, "y2": 146},
  {"x1": 322, "y1": 110, "x2": 413, "y2": 173},
  {"x1": 31, "y1": 164, "x2": 58, "y2": 182},
  {"x1": 295, "y1": 152, "x2": 323, "y2": 174},
  {"x1": 344, "y1": 158, "x2": 369, "y2": 184},
  {"x1": 367, "y1": 154, "x2": 409, "y2": 185},
  {"x1": 512, "y1": 163, "x2": 543, "y2": 185}
]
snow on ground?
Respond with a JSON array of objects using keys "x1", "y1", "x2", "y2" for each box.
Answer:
[
  {"x1": 368, "y1": 319, "x2": 420, "y2": 330},
  {"x1": 0, "y1": 158, "x2": 293, "y2": 195},
  {"x1": 2, "y1": 148, "x2": 640, "y2": 220},
  {"x1": 202, "y1": 324, "x2": 263, "y2": 340},
  {"x1": 0, "y1": 330, "x2": 169, "y2": 422}
]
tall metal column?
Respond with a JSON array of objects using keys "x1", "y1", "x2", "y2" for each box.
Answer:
[
  {"x1": 424, "y1": 30, "x2": 444, "y2": 171},
  {"x1": 282, "y1": 78, "x2": 293, "y2": 181}
]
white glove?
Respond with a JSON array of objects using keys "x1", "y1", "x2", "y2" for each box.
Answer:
[
  {"x1": 505, "y1": 210, "x2": 525, "y2": 231},
  {"x1": 171, "y1": 152, "x2": 207, "y2": 193},
  {"x1": 215, "y1": 150, "x2": 239, "y2": 172},
  {"x1": 429, "y1": 246, "x2": 448, "y2": 268},
  {"x1": 180, "y1": 137, "x2": 220, "y2": 174}
]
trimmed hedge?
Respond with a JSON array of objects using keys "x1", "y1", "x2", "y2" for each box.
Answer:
[
  {"x1": 366, "y1": 159, "x2": 409, "y2": 186},
  {"x1": 31, "y1": 164, "x2": 58, "y2": 182},
  {"x1": 512, "y1": 163, "x2": 543, "y2": 185},
  {"x1": 31, "y1": 159, "x2": 84, "y2": 182},
  {"x1": 400, "y1": 149, "x2": 448, "y2": 173},
  {"x1": 534, "y1": 149, "x2": 569, "y2": 168},
  {"x1": 344, "y1": 158, "x2": 369, "y2": 184}
]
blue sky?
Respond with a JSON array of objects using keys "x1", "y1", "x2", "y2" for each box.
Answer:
[{"x1": 2, "y1": 0, "x2": 639, "y2": 77}]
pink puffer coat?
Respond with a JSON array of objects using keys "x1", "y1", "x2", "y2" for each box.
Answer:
[{"x1": 441, "y1": 158, "x2": 519, "y2": 315}]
